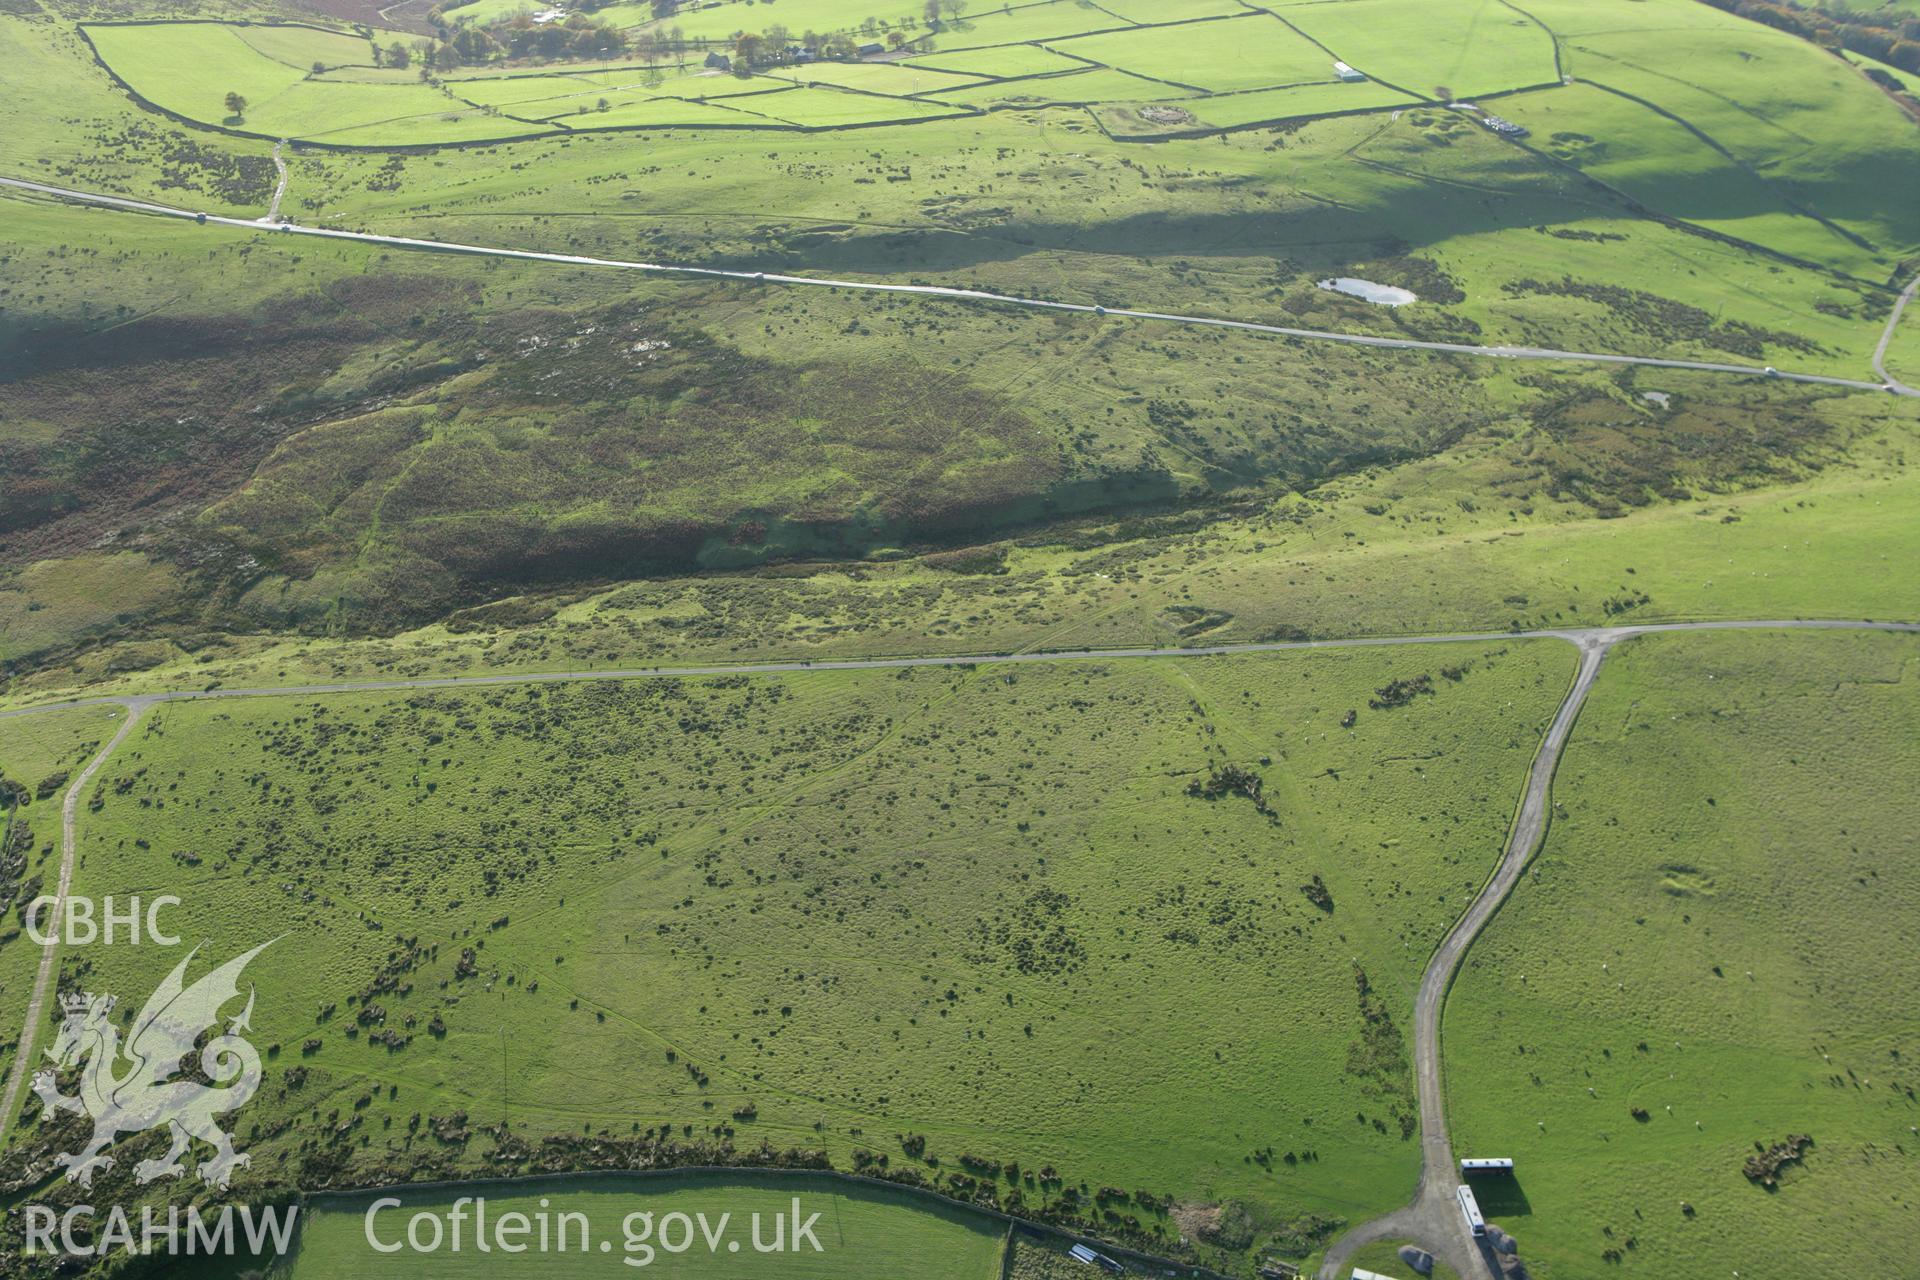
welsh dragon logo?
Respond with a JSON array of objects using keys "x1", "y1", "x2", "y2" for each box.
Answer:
[{"x1": 32, "y1": 942, "x2": 271, "y2": 1189}]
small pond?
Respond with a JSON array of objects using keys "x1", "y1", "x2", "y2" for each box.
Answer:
[{"x1": 1317, "y1": 277, "x2": 1417, "y2": 306}]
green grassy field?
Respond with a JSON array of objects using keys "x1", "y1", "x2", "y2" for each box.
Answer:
[
  {"x1": 1097, "y1": 0, "x2": 1250, "y2": 22},
  {"x1": 1886, "y1": 299, "x2": 1920, "y2": 385},
  {"x1": 227, "y1": 21, "x2": 376, "y2": 71},
  {"x1": 567, "y1": 92, "x2": 793, "y2": 127},
  {"x1": 18, "y1": 640, "x2": 1569, "y2": 1270},
  {"x1": 1273, "y1": 0, "x2": 1560, "y2": 99},
  {"x1": 84, "y1": 22, "x2": 358, "y2": 124},
  {"x1": 1044, "y1": 15, "x2": 1333, "y2": 94},
  {"x1": 284, "y1": 1173, "x2": 1011, "y2": 1277},
  {"x1": 1343, "y1": 1239, "x2": 1462, "y2": 1280},
  {"x1": 930, "y1": 66, "x2": 1195, "y2": 108},
  {"x1": 1496, "y1": 82, "x2": 1886, "y2": 278},
  {"x1": 745, "y1": 83, "x2": 974, "y2": 124},
  {"x1": 0, "y1": 704, "x2": 118, "y2": 802},
  {"x1": 1114, "y1": 80, "x2": 1416, "y2": 133},
  {"x1": 1844, "y1": 47, "x2": 1918, "y2": 94},
  {"x1": 73, "y1": 7, "x2": 1440, "y2": 143},
  {"x1": 256, "y1": 81, "x2": 518, "y2": 143},
  {"x1": 1496, "y1": 1, "x2": 1920, "y2": 281},
  {"x1": 919, "y1": 1, "x2": 1130, "y2": 50},
  {"x1": 1445, "y1": 629, "x2": 1920, "y2": 1278},
  {"x1": 0, "y1": 554, "x2": 184, "y2": 668},
  {"x1": 81, "y1": 21, "x2": 1006, "y2": 142},
  {"x1": 443, "y1": 66, "x2": 798, "y2": 121},
  {"x1": 438, "y1": 68, "x2": 698, "y2": 109},
  {"x1": 904, "y1": 42, "x2": 1088, "y2": 78},
  {"x1": 767, "y1": 59, "x2": 985, "y2": 94}
]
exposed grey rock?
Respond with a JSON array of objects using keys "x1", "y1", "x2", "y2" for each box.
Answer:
[{"x1": 1397, "y1": 1245, "x2": 1434, "y2": 1275}]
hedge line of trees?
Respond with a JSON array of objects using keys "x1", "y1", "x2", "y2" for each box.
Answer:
[
  {"x1": 400, "y1": 0, "x2": 980, "y2": 72},
  {"x1": 403, "y1": 12, "x2": 634, "y2": 67}
]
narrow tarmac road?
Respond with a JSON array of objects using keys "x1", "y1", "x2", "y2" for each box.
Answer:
[
  {"x1": 2, "y1": 175, "x2": 1912, "y2": 397},
  {"x1": 1873, "y1": 270, "x2": 1920, "y2": 395},
  {"x1": 0, "y1": 702, "x2": 145, "y2": 1144},
  {"x1": 1319, "y1": 617, "x2": 1917, "y2": 1278},
  {"x1": 5, "y1": 618, "x2": 1915, "y2": 723},
  {"x1": 1317, "y1": 634, "x2": 1612, "y2": 1280},
  {"x1": 262, "y1": 140, "x2": 288, "y2": 224}
]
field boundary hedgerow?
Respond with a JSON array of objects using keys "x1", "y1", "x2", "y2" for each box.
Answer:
[
  {"x1": 70, "y1": 9, "x2": 1567, "y2": 147},
  {"x1": 77, "y1": 19, "x2": 995, "y2": 147},
  {"x1": 73, "y1": 21, "x2": 558, "y2": 150}
]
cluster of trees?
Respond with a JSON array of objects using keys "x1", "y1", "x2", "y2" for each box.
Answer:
[
  {"x1": 652, "y1": 0, "x2": 968, "y2": 31},
  {"x1": 374, "y1": 38, "x2": 444, "y2": 70},
  {"x1": 922, "y1": 0, "x2": 970, "y2": 27},
  {"x1": 391, "y1": 0, "x2": 984, "y2": 76},
  {"x1": 729, "y1": 26, "x2": 874, "y2": 68},
  {"x1": 726, "y1": 2, "x2": 974, "y2": 70},
  {"x1": 488, "y1": 13, "x2": 633, "y2": 60},
  {"x1": 409, "y1": 8, "x2": 636, "y2": 67},
  {"x1": 1700, "y1": 0, "x2": 1920, "y2": 74}
]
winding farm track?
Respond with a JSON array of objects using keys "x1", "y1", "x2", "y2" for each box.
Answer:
[
  {"x1": 0, "y1": 703, "x2": 143, "y2": 1145},
  {"x1": 2, "y1": 618, "x2": 1917, "y2": 1245},
  {"x1": 3, "y1": 175, "x2": 1915, "y2": 396},
  {"x1": 263, "y1": 139, "x2": 288, "y2": 224},
  {"x1": 1315, "y1": 636, "x2": 1615, "y2": 1280},
  {"x1": 1873, "y1": 270, "x2": 1920, "y2": 395}
]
